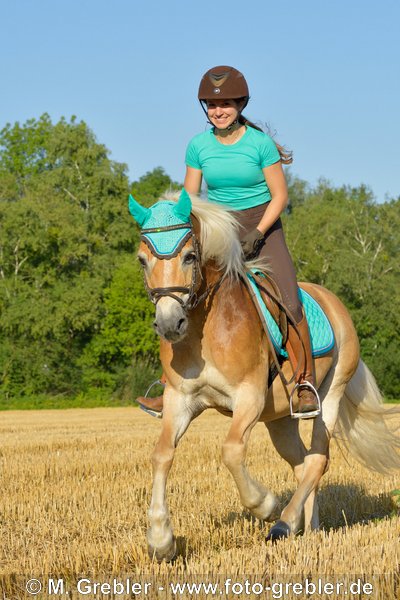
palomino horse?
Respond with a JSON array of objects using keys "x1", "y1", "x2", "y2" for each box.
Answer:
[{"x1": 129, "y1": 189, "x2": 400, "y2": 561}]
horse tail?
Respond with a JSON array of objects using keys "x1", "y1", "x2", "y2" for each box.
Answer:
[{"x1": 335, "y1": 360, "x2": 400, "y2": 473}]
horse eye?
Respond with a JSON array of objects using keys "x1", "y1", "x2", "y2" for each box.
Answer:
[
  {"x1": 183, "y1": 252, "x2": 196, "y2": 265},
  {"x1": 137, "y1": 255, "x2": 147, "y2": 268}
]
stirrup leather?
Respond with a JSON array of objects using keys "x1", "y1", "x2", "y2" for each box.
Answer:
[
  {"x1": 289, "y1": 381, "x2": 321, "y2": 420},
  {"x1": 138, "y1": 379, "x2": 165, "y2": 419}
]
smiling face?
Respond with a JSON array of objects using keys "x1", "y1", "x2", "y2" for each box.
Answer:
[{"x1": 206, "y1": 99, "x2": 240, "y2": 129}]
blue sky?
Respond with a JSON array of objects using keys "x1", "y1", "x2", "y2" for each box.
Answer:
[{"x1": 1, "y1": 0, "x2": 399, "y2": 202}]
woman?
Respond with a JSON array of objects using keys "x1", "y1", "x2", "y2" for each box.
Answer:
[{"x1": 137, "y1": 65, "x2": 319, "y2": 418}]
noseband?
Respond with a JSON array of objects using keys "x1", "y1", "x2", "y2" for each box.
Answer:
[{"x1": 140, "y1": 221, "x2": 215, "y2": 312}]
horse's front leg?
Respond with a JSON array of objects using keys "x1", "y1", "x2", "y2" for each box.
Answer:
[
  {"x1": 147, "y1": 390, "x2": 197, "y2": 561},
  {"x1": 222, "y1": 390, "x2": 277, "y2": 521}
]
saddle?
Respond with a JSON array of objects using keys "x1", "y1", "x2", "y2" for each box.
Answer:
[{"x1": 242, "y1": 269, "x2": 334, "y2": 388}]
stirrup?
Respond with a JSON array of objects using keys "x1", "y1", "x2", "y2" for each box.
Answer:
[
  {"x1": 289, "y1": 381, "x2": 321, "y2": 420},
  {"x1": 138, "y1": 379, "x2": 165, "y2": 419}
]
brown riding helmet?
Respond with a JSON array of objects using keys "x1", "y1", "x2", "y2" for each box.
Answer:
[{"x1": 198, "y1": 65, "x2": 249, "y2": 101}]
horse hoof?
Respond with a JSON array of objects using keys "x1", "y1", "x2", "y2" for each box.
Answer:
[
  {"x1": 148, "y1": 537, "x2": 177, "y2": 563},
  {"x1": 266, "y1": 520, "x2": 291, "y2": 543}
]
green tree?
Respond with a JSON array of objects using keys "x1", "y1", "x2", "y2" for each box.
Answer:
[
  {"x1": 0, "y1": 116, "x2": 181, "y2": 403},
  {"x1": 0, "y1": 113, "x2": 54, "y2": 199},
  {"x1": 284, "y1": 182, "x2": 400, "y2": 398},
  {"x1": 285, "y1": 170, "x2": 310, "y2": 213},
  {"x1": 79, "y1": 259, "x2": 160, "y2": 396},
  {"x1": 0, "y1": 115, "x2": 134, "y2": 399},
  {"x1": 1, "y1": 113, "x2": 397, "y2": 404},
  {"x1": 130, "y1": 166, "x2": 180, "y2": 207}
]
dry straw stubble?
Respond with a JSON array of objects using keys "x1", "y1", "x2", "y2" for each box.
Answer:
[{"x1": 0, "y1": 407, "x2": 399, "y2": 599}]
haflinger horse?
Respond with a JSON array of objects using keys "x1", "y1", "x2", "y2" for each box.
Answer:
[{"x1": 129, "y1": 189, "x2": 400, "y2": 561}]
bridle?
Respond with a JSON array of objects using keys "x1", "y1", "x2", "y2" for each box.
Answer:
[{"x1": 140, "y1": 221, "x2": 222, "y2": 312}]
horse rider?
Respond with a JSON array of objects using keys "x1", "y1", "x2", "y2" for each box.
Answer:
[{"x1": 137, "y1": 65, "x2": 320, "y2": 419}]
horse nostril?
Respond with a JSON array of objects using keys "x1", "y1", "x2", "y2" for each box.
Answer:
[
  {"x1": 153, "y1": 320, "x2": 158, "y2": 330},
  {"x1": 177, "y1": 318, "x2": 186, "y2": 332}
]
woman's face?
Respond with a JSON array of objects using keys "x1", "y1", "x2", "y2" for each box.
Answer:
[{"x1": 206, "y1": 99, "x2": 239, "y2": 129}]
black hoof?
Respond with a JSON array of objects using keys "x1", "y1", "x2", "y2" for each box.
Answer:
[{"x1": 266, "y1": 520, "x2": 291, "y2": 543}]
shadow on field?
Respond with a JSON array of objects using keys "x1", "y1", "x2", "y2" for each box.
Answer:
[
  {"x1": 171, "y1": 485, "x2": 396, "y2": 559},
  {"x1": 317, "y1": 483, "x2": 396, "y2": 530},
  {"x1": 216, "y1": 484, "x2": 395, "y2": 532},
  {"x1": 175, "y1": 536, "x2": 193, "y2": 560}
]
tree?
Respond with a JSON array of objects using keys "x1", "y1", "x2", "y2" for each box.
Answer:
[
  {"x1": 130, "y1": 166, "x2": 180, "y2": 207},
  {"x1": 79, "y1": 259, "x2": 160, "y2": 395},
  {"x1": 283, "y1": 182, "x2": 400, "y2": 398},
  {"x1": 0, "y1": 116, "x2": 181, "y2": 402},
  {"x1": 285, "y1": 170, "x2": 310, "y2": 213},
  {"x1": 1, "y1": 114, "x2": 397, "y2": 403},
  {"x1": 0, "y1": 115, "x2": 134, "y2": 398}
]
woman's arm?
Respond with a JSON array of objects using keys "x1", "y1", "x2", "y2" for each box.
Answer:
[
  {"x1": 184, "y1": 166, "x2": 203, "y2": 194},
  {"x1": 256, "y1": 162, "x2": 288, "y2": 234}
]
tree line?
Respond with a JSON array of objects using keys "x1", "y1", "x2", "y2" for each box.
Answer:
[{"x1": 0, "y1": 115, "x2": 398, "y2": 407}]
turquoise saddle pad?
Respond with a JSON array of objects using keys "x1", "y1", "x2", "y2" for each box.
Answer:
[{"x1": 247, "y1": 272, "x2": 335, "y2": 358}]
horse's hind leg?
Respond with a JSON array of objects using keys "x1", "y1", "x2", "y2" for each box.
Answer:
[
  {"x1": 222, "y1": 399, "x2": 277, "y2": 521},
  {"x1": 266, "y1": 379, "x2": 347, "y2": 541},
  {"x1": 265, "y1": 417, "x2": 319, "y2": 531}
]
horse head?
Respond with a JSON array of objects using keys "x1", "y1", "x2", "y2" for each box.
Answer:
[{"x1": 129, "y1": 189, "x2": 202, "y2": 343}]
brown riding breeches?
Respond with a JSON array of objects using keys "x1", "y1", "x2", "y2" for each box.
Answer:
[{"x1": 234, "y1": 203, "x2": 303, "y2": 324}]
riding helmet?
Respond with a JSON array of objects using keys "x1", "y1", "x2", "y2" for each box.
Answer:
[{"x1": 198, "y1": 66, "x2": 249, "y2": 102}]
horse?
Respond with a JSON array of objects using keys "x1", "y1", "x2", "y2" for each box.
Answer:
[{"x1": 129, "y1": 189, "x2": 400, "y2": 561}]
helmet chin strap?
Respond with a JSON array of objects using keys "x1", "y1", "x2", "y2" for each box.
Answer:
[{"x1": 226, "y1": 119, "x2": 239, "y2": 130}]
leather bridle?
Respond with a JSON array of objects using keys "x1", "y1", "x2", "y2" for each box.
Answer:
[{"x1": 140, "y1": 221, "x2": 221, "y2": 312}]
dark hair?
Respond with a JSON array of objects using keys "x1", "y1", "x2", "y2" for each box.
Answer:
[{"x1": 236, "y1": 100, "x2": 293, "y2": 165}]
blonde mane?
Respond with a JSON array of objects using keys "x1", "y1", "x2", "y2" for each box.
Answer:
[
  {"x1": 162, "y1": 191, "x2": 270, "y2": 278},
  {"x1": 162, "y1": 191, "x2": 243, "y2": 278}
]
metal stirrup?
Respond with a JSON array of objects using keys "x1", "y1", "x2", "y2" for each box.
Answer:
[
  {"x1": 289, "y1": 381, "x2": 321, "y2": 420},
  {"x1": 144, "y1": 378, "x2": 165, "y2": 398},
  {"x1": 138, "y1": 379, "x2": 165, "y2": 420}
]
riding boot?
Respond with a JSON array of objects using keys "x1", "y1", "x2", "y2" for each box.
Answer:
[
  {"x1": 136, "y1": 374, "x2": 166, "y2": 418},
  {"x1": 285, "y1": 314, "x2": 321, "y2": 419}
]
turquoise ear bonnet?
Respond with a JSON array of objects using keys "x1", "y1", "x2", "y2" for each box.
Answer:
[
  {"x1": 140, "y1": 201, "x2": 191, "y2": 257},
  {"x1": 128, "y1": 190, "x2": 193, "y2": 258}
]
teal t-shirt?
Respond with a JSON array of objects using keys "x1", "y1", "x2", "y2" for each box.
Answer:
[{"x1": 185, "y1": 126, "x2": 280, "y2": 210}]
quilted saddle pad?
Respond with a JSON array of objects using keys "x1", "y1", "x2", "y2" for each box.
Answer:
[{"x1": 246, "y1": 272, "x2": 335, "y2": 358}]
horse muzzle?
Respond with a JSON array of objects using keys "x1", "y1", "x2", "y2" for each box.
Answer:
[{"x1": 153, "y1": 297, "x2": 189, "y2": 343}]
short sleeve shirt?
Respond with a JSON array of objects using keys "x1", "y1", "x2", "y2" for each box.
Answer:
[{"x1": 185, "y1": 126, "x2": 280, "y2": 210}]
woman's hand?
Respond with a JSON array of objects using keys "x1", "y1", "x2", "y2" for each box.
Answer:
[{"x1": 240, "y1": 228, "x2": 265, "y2": 259}]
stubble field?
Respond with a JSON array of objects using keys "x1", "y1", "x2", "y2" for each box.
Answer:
[{"x1": 0, "y1": 407, "x2": 399, "y2": 599}]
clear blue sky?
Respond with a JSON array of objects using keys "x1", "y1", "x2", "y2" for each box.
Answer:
[{"x1": 1, "y1": 0, "x2": 399, "y2": 202}]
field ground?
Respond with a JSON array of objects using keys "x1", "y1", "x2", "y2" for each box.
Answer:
[{"x1": 0, "y1": 407, "x2": 399, "y2": 599}]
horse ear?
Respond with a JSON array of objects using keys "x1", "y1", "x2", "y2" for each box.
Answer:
[
  {"x1": 173, "y1": 189, "x2": 192, "y2": 221},
  {"x1": 128, "y1": 194, "x2": 151, "y2": 227}
]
